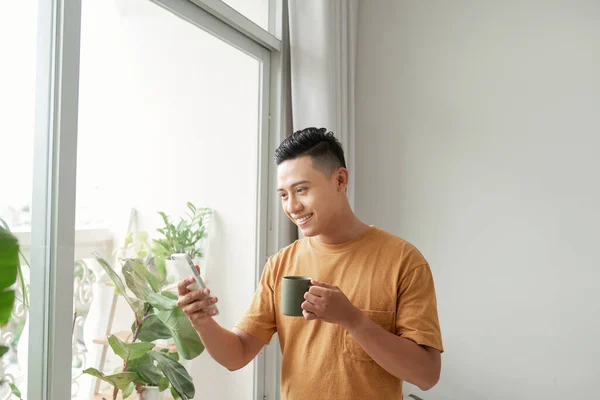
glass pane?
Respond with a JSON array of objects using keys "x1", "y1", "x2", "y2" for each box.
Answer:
[
  {"x1": 221, "y1": 0, "x2": 270, "y2": 31},
  {"x1": 74, "y1": 0, "x2": 262, "y2": 399},
  {"x1": 0, "y1": 1, "x2": 38, "y2": 398}
]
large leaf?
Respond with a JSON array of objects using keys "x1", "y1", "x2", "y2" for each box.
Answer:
[
  {"x1": 122, "y1": 382, "x2": 134, "y2": 399},
  {"x1": 108, "y1": 334, "x2": 155, "y2": 361},
  {"x1": 93, "y1": 254, "x2": 143, "y2": 317},
  {"x1": 1, "y1": 218, "x2": 31, "y2": 312},
  {"x1": 82, "y1": 368, "x2": 139, "y2": 390},
  {"x1": 0, "y1": 228, "x2": 18, "y2": 325},
  {"x1": 136, "y1": 315, "x2": 171, "y2": 342},
  {"x1": 148, "y1": 351, "x2": 194, "y2": 400},
  {"x1": 129, "y1": 354, "x2": 163, "y2": 385},
  {"x1": 0, "y1": 228, "x2": 18, "y2": 290},
  {"x1": 156, "y1": 307, "x2": 204, "y2": 360},
  {"x1": 143, "y1": 257, "x2": 163, "y2": 292},
  {"x1": 160, "y1": 348, "x2": 179, "y2": 362},
  {"x1": 159, "y1": 377, "x2": 169, "y2": 392},
  {"x1": 0, "y1": 291, "x2": 15, "y2": 326},
  {"x1": 122, "y1": 259, "x2": 176, "y2": 311}
]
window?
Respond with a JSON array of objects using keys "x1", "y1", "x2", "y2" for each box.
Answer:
[
  {"x1": 1, "y1": 0, "x2": 282, "y2": 399},
  {"x1": 221, "y1": 0, "x2": 270, "y2": 30},
  {"x1": 0, "y1": 1, "x2": 37, "y2": 230},
  {"x1": 0, "y1": 2, "x2": 38, "y2": 399},
  {"x1": 75, "y1": 0, "x2": 266, "y2": 398}
]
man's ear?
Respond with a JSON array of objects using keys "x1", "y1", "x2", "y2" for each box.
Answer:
[{"x1": 336, "y1": 168, "x2": 349, "y2": 192}]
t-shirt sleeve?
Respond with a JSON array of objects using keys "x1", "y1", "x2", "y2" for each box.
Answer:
[
  {"x1": 234, "y1": 258, "x2": 277, "y2": 345},
  {"x1": 396, "y1": 264, "x2": 444, "y2": 352}
]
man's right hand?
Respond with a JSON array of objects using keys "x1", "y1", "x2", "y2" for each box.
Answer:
[
  {"x1": 177, "y1": 277, "x2": 219, "y2": 326},
  {"x1": 175, "y1": 269, "x2": 265, "y2": 371}
]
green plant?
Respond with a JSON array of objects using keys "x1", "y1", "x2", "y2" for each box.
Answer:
[
  {"x1": 0, "y1": 218, "x2": 29, "y2": 311},
  {"x1": 0, "y1": 225, "x2": 23, "y2": 399},
  {"x1": 152, "y1": 202, "x2": 212, "y2": 260},
  {"x1": 83, "y1": 254, "x2": 204, "y2": 400},
  {"x1": 115, "y1": 203, "x2": 212, "y2": 288}
]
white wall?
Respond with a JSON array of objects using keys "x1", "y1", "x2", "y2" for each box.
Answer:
[{"x1": 355, "y1": 1, "x2": 600, "y2": 399}]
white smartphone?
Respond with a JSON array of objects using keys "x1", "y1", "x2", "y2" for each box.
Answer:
[{"x1": 171, "y1": 253, "x2": 219, "y2": 315}]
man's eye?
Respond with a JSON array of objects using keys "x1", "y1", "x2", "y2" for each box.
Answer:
[
  {"x1": 280, "y1": 193, "x2": 288, "y2": 199},
  {"x1": 296, "y1": 187, "x2": 306, "y2": 193}
]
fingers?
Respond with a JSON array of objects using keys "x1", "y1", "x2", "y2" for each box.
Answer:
[
  {"x1": 310, "y1": 279, "x2": 337, "y2": 290},
  {"x1": 177, "y1": 277, "x2": 195, "y2": 296},
  {"x1": 181, "y1": 297, "x2": 219, "y2": 316},
  {"x1": 195, "y1": 264, "x2": 200, "y2": 273},
  {"x1": 308, "y1": 286, "x2": 327, "y2": 297},
  {"x1": 304, "y1": 292, "x2": 320, "y2": 303},
  {"x1": 177, "y1": 287, "x2": 211, "y2": 307},
  {"x1": 301, "y1": 300, "x2": 319, "y2": 315},
  {"x1": 303, "y1": 310, "x2": 319, "y2": 320},
  {"x1": 180, "y1": 296, "x2": 219, "y2": 327}
]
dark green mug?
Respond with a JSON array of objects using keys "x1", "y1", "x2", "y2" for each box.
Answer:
[{"x1": 282, "y1": 276, "x2": 312, "y2": 317}]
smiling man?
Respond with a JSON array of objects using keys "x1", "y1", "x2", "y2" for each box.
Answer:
[{"x1": 177, "y1": 127, "x2": 443, "y2": 400}]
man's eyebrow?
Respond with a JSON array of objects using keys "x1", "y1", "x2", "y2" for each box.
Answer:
[{"x1": 277, "y1": 180, "x2": 310, "y2": 191}]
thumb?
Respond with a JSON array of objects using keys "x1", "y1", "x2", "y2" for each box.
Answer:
[{"x1": 195, "y1": 264, "x2": 200, "y2": 274}]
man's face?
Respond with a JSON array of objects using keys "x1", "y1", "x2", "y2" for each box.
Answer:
[{"x1": 277, "y1": 156, "x2": 342, "y2": 237}]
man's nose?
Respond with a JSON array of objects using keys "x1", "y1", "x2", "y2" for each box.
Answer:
[{"x1": 286, "y1": 195, "x2": 303, "y2": 214}]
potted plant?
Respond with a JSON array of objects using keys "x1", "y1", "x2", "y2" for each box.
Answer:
[
  {"x1": 83, "y1": 254, "x2": 205, "y2": 400},
  {"x1": 150, "y1": 203, "x2": 212, "y2": 285},
  {"x1": 0, "y1": 225, "x2": 22, "y2": 399}
]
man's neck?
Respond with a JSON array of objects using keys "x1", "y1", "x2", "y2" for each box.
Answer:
[{"x1": 316, "y1": 213, "x2": 370, "y2": 245}]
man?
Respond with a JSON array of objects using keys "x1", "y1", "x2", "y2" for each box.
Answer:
[{"x1": 177, "y1": 127, "x2": 443, "y2": 399}]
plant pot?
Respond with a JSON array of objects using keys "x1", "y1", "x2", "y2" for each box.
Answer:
[
  {"x1": 137, "y1": 386, "x2": 165, "y2": 400},
  {"x1": 164, "y1": 259, "x2": 178, "y2": 285}
]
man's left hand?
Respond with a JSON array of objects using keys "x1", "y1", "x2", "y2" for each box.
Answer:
[{"x1": 301, "y1": 280, "x2": 363, "y2": 328}]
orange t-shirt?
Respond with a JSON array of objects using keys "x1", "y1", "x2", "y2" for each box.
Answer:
[{"x1": 235, "y1": 226, "x2": 443, "y2": 400}]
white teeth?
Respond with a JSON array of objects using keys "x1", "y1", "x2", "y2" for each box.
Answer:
[{"x1": 296, "y1": 214, "x2": 312, "y2": 223}]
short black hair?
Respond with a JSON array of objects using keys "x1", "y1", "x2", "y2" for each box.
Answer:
[{"x1": 274, "y1": 127, "x2": 346, "y2": 175}]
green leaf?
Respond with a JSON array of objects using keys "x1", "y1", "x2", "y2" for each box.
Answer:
[
  {"x1": 137, "y1": 231, "x2": 149, "y2": 242},
  {"x1": 83, "y1": 368, "x2": 139, "y2": 390},
  {"x1": 130, "y1": 354, "x2": 163, "y2": 385},
  {"x1": 155, "y1": 256, "x2": 167, "y2": 282},
  {"x1": 159, "y1": 376, "x2": 170, "y2": 391},
  {"x1": 137, "y1": 315, "x2": 172, "y2": 342},
  {"x1": 160, "y1": 348, "x2": 179, "y2": 362},
  {"x1": 187, "y1": 202, "x2": 196, "y2": 213},
  {"x1": 0, "y1": 228, "x2": 18, "y2": 324},
  {"x1": 0, "y1": 345, "x2": 9, "y2": 357},
  {"x1": 122, "y1": 259, "x2": 152, "y2": 298},
  {"x1": 93, "y1": 254, "x2": 143, "y2": 317},
  {"x1": 0, "y1": 291, "x2": 15, "y2": 326},
  {"x1": 156, "y1": 307, "x2": 204, "y2": 360},
  {"x1": 161, "y1": 291, "x2": 178, "y2": 301},
  {"x1": 171, "y1": 387, "x2": 181, "y2": 399},
  {"x1": 145, "y1": 269, "x2": 162, "y2": 293},
  {"x1": 148, "y1": 351, "x2": 194, "y2": 400},
  {"x1": 108, "y1": 335, "x2": 155, "y2": 361},
  {"x1": 0, "y1": 228, "x2": 19, "y2": 291},
  {"x1": 122, "y1": 382, "x2": 135, "y2": 399},
  {"x1": 122, "y1": 260, "x2": 177, "y2": 311},
  {"x1": 9, "y1": 383, "x2": 22, "y2": 399}
]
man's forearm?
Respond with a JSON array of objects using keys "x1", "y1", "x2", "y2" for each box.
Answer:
[
  {"x1": 345, "y1": 314, "x2": 441, "y2": 390},
  {"x1": 192, "y1": 319, "x2": 246, "y2": 371}
]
